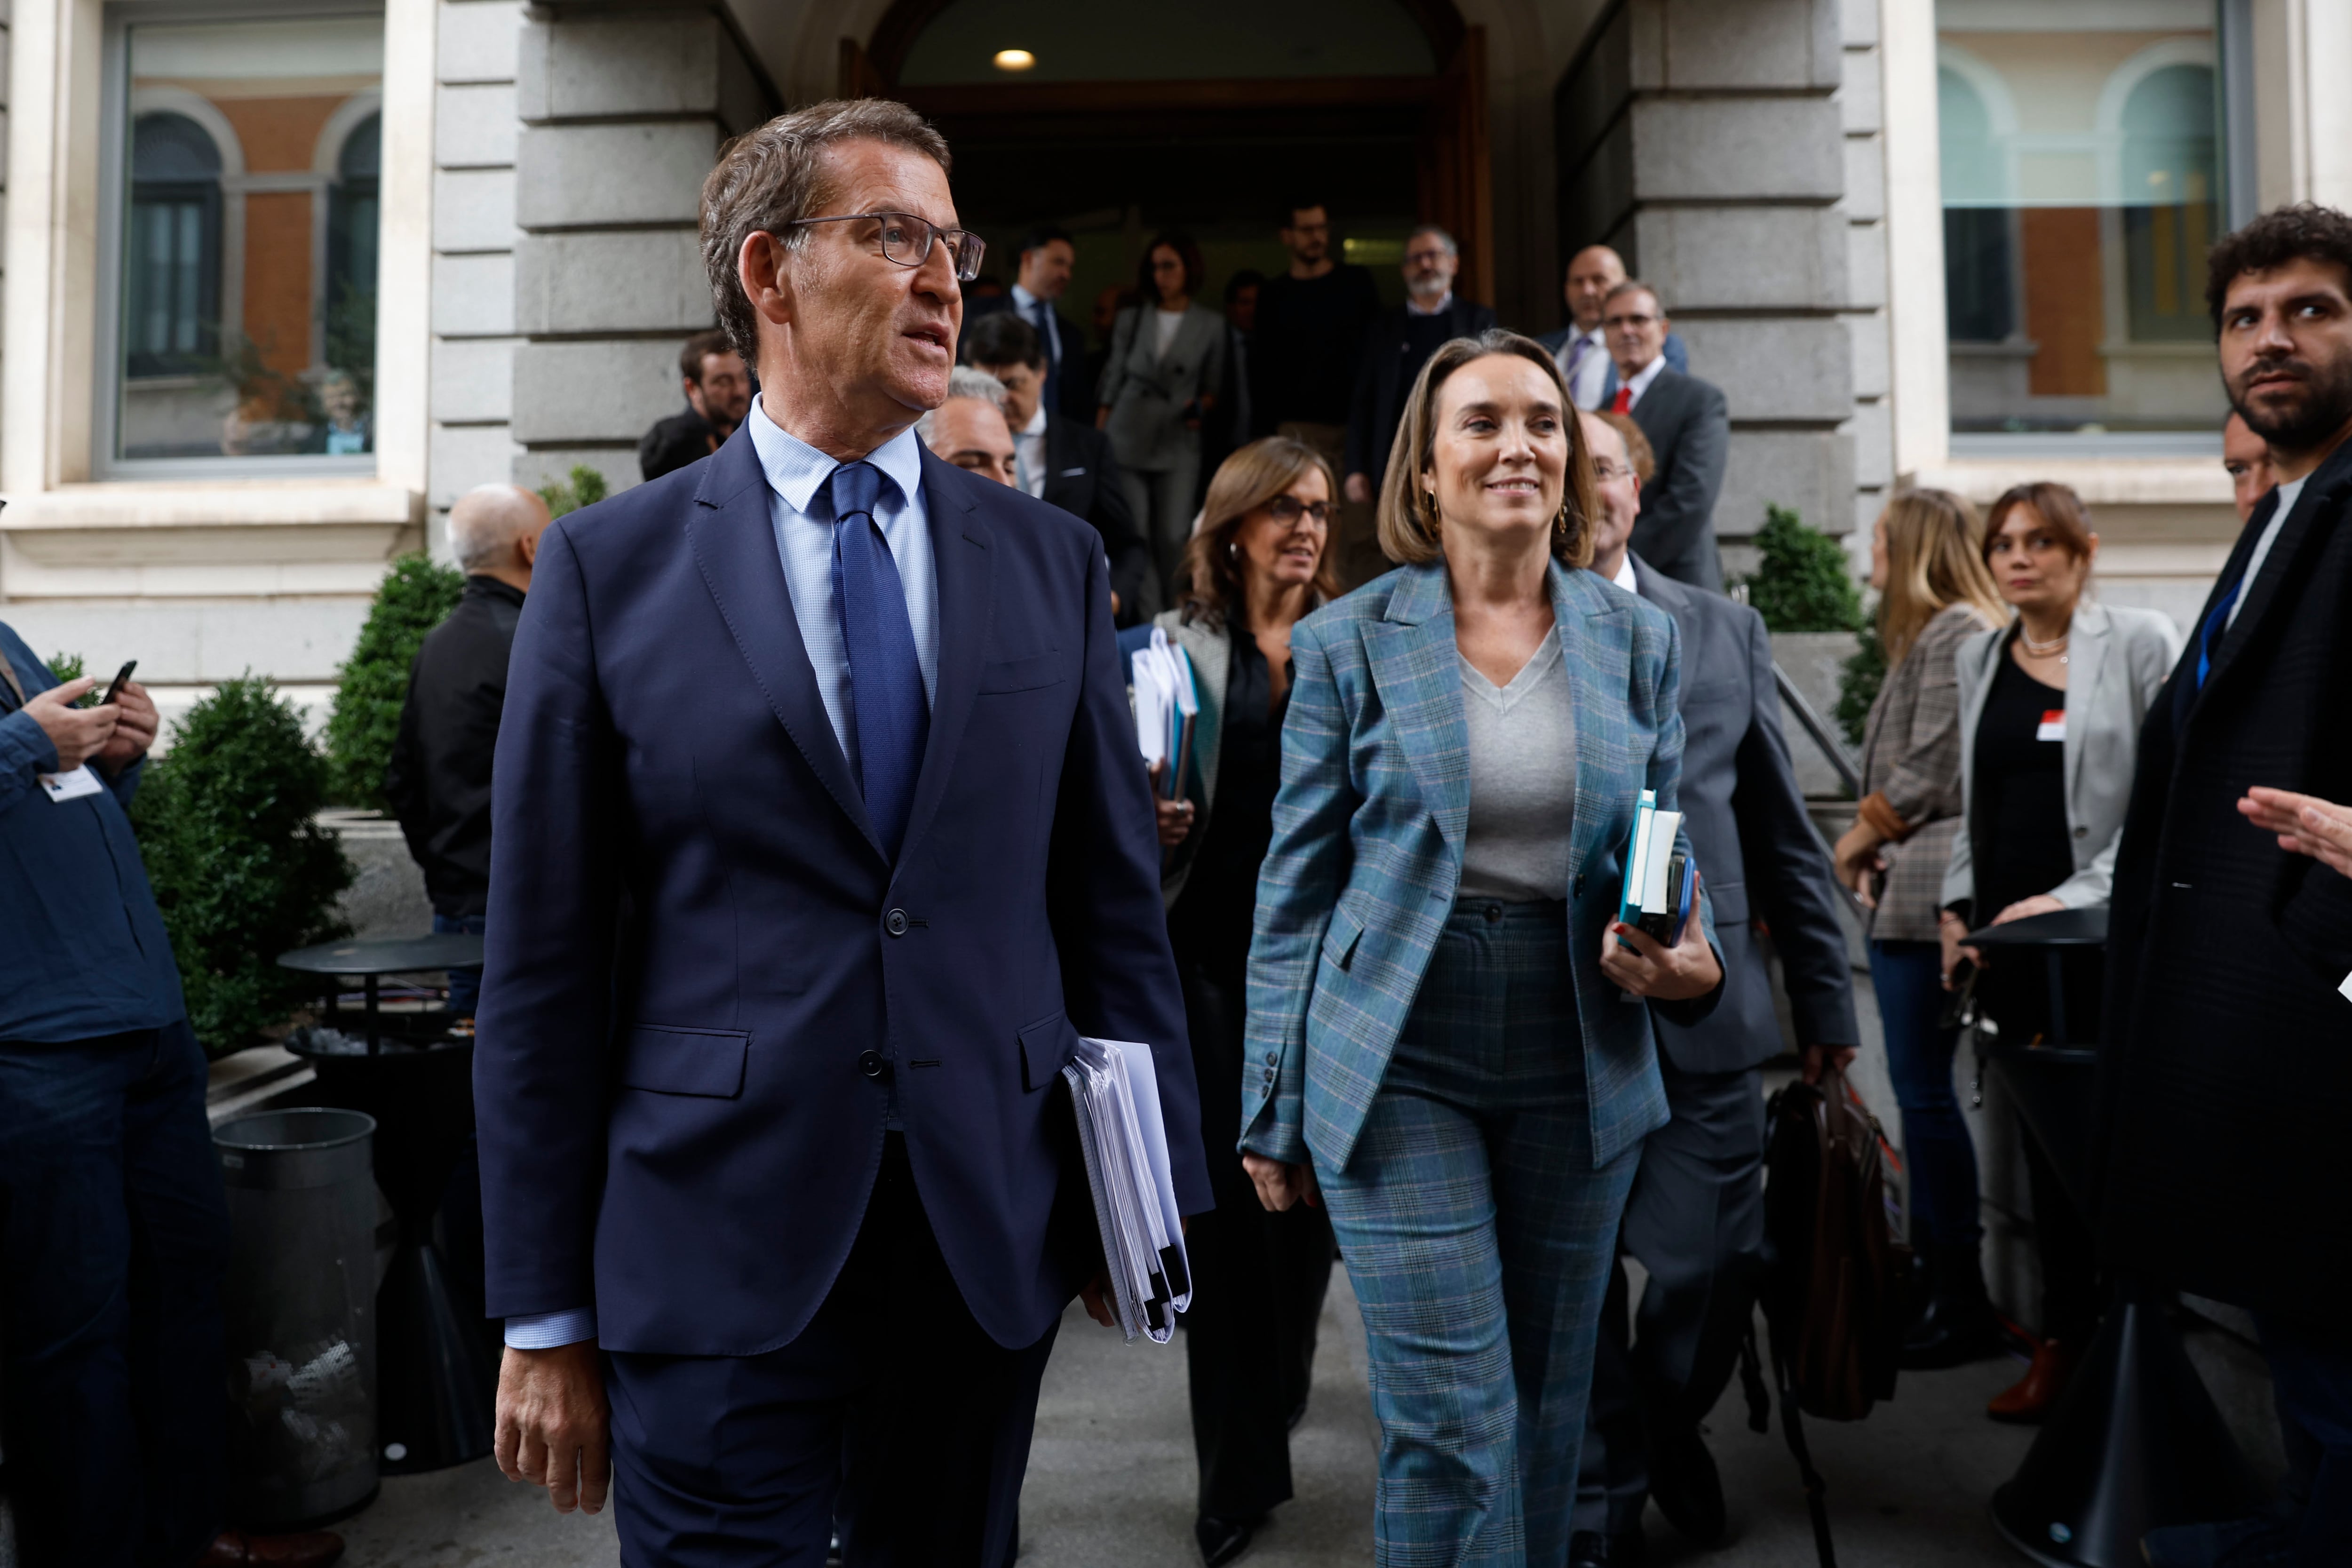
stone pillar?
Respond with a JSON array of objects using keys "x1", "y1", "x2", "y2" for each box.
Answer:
[
  {"x1": 509, "y1": 6, "x2": 776, "y2": 498},
  {"x1": 1553, "y1": 0, "x2": 1891, "y2": 570}
]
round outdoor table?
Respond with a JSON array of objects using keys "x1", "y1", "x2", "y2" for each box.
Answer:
[
  {"x1": 277, "y1": 933, "x2": 485, "y2": 1053},
  {"x1": 277, "y1": 934, "x2": 495, "y2": 1475},
  {"x1": 1960, "y1": 908, "x2": 2260, "y2": 1567}
]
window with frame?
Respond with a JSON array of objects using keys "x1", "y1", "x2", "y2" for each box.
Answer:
[
  {"x1": 109, "y1": 13, "x2": 384, "y2": 466},
  {"x1": 1936, "y1": 0, "x2": 2228, "y2": 446}
]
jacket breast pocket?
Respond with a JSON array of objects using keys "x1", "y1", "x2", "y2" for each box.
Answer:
[
  {"x1": 979, "y1": 650, "x2": 1063, "y2": 694},
  {"x1": 617, "y1": 1024, "x2": 749, "y2": 1098}
]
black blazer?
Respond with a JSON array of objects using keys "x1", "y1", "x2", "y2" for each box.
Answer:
[
  {"x1": 386, "y1": 576, "x2": 526, "y2": 917},
  {"x1": 1626, "y1": 367, "x2": 1731, "y2": 592},
  {"x1": 1630, "y1": 557, "x2": 1857, "y2": 1072},
  {"x1": 1040, "y1": 414, "x2": 1152, "y2": 624},
  {"x1": 967, "y1": 293, "x2": 1091, "y2": 420},
  {"x1": 1344, "y1": 296, "x2": 1497, "y2": 488},
  {"x1": 2097, "y1": 438, "x2": 2352, "y2": 1323}
]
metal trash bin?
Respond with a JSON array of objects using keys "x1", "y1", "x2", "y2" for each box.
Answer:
[{"x1": 215, "y1": 1109, "x2": 382, "y2": 1529}]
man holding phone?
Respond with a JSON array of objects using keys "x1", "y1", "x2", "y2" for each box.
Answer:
[{"x1": 0, "y1": 625, "x2": 342, "y2": 1567}]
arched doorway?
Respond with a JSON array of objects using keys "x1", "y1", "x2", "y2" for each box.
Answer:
[{"x1": 842, "y1": 0, "x2": 1489, "y2": 328}]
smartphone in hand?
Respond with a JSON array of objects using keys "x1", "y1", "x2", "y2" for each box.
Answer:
[{"x1": 99, "y1": 660, "x2": 137, "y2": 707}]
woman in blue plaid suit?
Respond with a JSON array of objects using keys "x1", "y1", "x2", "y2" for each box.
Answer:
[{"x1": 1241, "y1": 330, "x2": 1725, "y2": 1566}]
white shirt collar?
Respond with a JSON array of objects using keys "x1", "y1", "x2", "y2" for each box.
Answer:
[
  {"x1": 1011, "y1": 283, "x2": 1045, "y2": 314},
  {"x1": 1019, "y1": 401, "x2": 1047, "y2": 438},
  {"x1": 744, "y1": 395, "x2": 926, "y2": 517},
  {"x1": 1406, "y1": 290, "x2": 1454, "y2": 318},
  {"x1": 1612, "y1": 555, "x2": 1638, "y2": 594},
  {"x1": 1621, "y1": 354, "x2": 1669, "y2": 406}
]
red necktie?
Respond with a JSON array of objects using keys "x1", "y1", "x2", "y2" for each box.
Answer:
[{"x1": 1610, "y1": 386, "x2": 1633, "y2": 414}]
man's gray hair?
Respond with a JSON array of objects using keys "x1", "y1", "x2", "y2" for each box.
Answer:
[
  {"x1": 914, "y1": 366, "x2": 1007, "y2": 445},
  {"x1": 699, "y1": 98, "x2": 953, "y2": 361},
  {"x1": 1604, "y1": 276, "x2": 1667, "y2": 316},
  {"x1": 448, "y1": 483, "x2": 550, "y2": 572},
  {"x1": 1409, "y1": 224, "x2": 1459, "y2": 255}
]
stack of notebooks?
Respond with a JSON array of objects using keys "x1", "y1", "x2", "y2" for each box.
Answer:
[
  {"x1": 1129, "y1": 627, "x2": 1199, "y2": 804},
  {"x1": 1062, "y1": 1036, "x2": 1193, "y2": 1344},
  {"x1": 1619, "y1": 787, "x2": 1700, "y2": 947}
]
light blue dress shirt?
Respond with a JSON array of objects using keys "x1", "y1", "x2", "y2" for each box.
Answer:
[{"x1": 503, "y1": 400, "x2": 941, "y2": 1352}]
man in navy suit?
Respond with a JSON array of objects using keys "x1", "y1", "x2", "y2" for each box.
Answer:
[{"x1": 477, "y1": 97, "x2": 1208, "y2": 1567}]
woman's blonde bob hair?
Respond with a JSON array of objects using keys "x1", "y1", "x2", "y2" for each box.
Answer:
[
  {"x1": 1876, "y1": 487, "x2": 2006, "y2": 666},
  {"x1": 1176, "y1": 436, "x2": 1343, "y2": 628},
  {"x1": 1375, "y1": 329, "x2": 1598, "y2": 570}
]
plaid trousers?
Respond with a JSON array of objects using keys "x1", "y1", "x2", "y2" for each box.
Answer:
[{"x1": 1316, "y1": 900, "x2": 1640, "y2": 1567}]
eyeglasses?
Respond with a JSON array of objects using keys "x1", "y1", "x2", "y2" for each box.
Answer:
[
  {"x1": 780, "y1": 211, "x2": 987, "y2": 282},
  {"x1": 1591, "y1": 460, "x2": 1636, "y2": 484},
  {"x1": 1264, "y1": 496, "x2": 1331, "y2": 526}
]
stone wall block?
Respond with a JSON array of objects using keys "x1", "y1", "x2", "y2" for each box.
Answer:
[
  {"x1": 1840, "y1": 0, "x2": 1879, "y2": 48},
  {"x1": 1674, "y1": 318, "x2": 1854, "y2": 421},
  {"x1": 1843, "y1": 217, "x2": 1887, "y2": 310},
  {"x1": 517, "y1": 13, "x2": 720, "y2": 121},
  {"x1": 1629, "y1": 99, "x2": 1842, "y2": 201},
  {"x1": 432, "y1": 168, "x2": 517, "y2": 251},
  {"x1": 514, "y1": 444, "x2": 644, "y2": 496},
  {"x1": 437, "y1": 0, "x2": 522, "y2": 85},
  {"x1": 1647, "y1": 0, "x2": 1840, "y2": 89},
  {"x1": 429, "y1": 422, "x2": 523, "y2": 510},
  {"x1": 1848, "y1": 308, "x2": 1891, "y2": 399},
  {"x1": 511, "y1": 339, "x2": 684, "y2": 444},
  {"x1": 514, "y1": 230, "x2": 710, "y2": 334},
  {"x1": 1845, "y1": 400, "x2": 1893, "y2": 488},
  {"x1": 515, "y1": 123, "x2": 716, "y2": 229},
  {"x1": 1716, "y1": 428, "x2": 1855, "y2": 540},
  {"x1": 1843, "y1": 135, "x2": 1885, "y2": 222},
  {"x1": 1839, "y1": 43, "x2": 1882, "y2": 133},
  {"x1": 1634, "y1": 207, "x2": 1846, "y2": 311},
  {"x1": 431, "y1": 336, "x2": 516, "y2": 424},
  {"x1": 435, "y1": 82, "x2": 519, "y2": 168},
  {"x1": 432, "y1": 251, "x2": 516, "y2": 336}
]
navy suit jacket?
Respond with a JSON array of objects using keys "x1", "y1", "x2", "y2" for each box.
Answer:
[{"x1": 475, "y1": 423, "x2": 1209, "y2": 1355}]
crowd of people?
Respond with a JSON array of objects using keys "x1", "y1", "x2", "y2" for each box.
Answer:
[{"x1": 5, "y1": 90, "x2": 2350, "y2": 1568}]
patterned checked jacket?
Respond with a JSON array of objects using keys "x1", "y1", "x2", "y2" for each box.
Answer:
[
  {"x1": 1240, "y1": 560, "x2": 1724, "y2": 1175},
  {"x1": 1856, "y1": 602, "x2": 1996, "y2": 942}
]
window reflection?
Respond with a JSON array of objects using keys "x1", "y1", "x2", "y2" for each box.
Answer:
[{"x1": 115, "y1": 16, "x2": 383, "y2": 463}]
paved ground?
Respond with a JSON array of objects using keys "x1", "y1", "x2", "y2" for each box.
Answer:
[{"x1": 334, "y1": 1271, "x2": 2042, "y2": 1568}]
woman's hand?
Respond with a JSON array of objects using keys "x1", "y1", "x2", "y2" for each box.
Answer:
[
  {"x1": 1242, "y1": 1152, "x2": 1319, "y2": 1212},
  {"x1": 1597, "y1": 920, "x2": 1723, "y2": 1002},
  {"x1": 2239, "y1": 787, "x2": 2352, "y2": 880},
  {"x1": 1938, "y1": 909, "x2": 1981, "y2": 988},
  {"x1": 1832, "y1": 821, "x2": 1887, "y2": 909},
  {"x1": 1992, "y1": 894, "x2": 2065, "y2": 925},
  {"x1": 1145, "y1": 760, "x2": 1195, "y2": 848}
]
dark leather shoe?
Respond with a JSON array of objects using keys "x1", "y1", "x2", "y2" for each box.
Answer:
[
  {"x1": 197, "y1": 1530, "x2": 345, "y2": 1568},
  {"x1": 1646, "y1": 1419, "x2": 1727, "y2": 1545},
  {"x1": 1568, "y1": 1528, "x2": 1647, "y2": 1567},
  {"x1": 1195, "y1": 1513, "x2": 1260, "y2": 1567},
  {"x1": 1987, "y1": 1339, "x2": 2078, "y2": 1424},
  {"x1": 1900, "y1": 1247, "x2": 2000, "y2": 1369}
]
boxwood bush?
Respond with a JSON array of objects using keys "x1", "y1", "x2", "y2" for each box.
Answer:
[
  {"x1": 133, "y1": 677, "x2": 352, "y2": 1056},
  {"x1": 323, "y1": 554, "x2": 465, "y2": 807},
  {"x1": 1739, "y1": 504, "x2": 1865, "y2": 635}
]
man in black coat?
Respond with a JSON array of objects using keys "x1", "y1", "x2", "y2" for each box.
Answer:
[
  {"x1": 1603, "y1": 280, "x2": 1729, "y2": 592},
  {"x1": 963, "y1": 224, "x2": 1091, "y2": 420},
  {"x1": 1571, "y1": 410, "x2": 1859, "y2": 1567},
  {"x1": 2104, "y1": 205, "x2": 2352, "y2": 1568},
  {"x1": 638, "y1": 329, "x2": 751, "y2": 482},
  {"x1": 965, "y1": 310, "x2": 1153, "y2": 624},
  {"x1": 386, "y1": 482, "x2": 552, "y2": 1013},
  {"x1": 1342, "y1": 223, "x2": 1494, "y2": 512}
]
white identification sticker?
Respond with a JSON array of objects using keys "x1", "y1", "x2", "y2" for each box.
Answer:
[
  {"x1": 38, "y1": 765, "x2": 104, "y2": 803},
  {"x1": 2036, "y1": 708, "x2": 2066, "y2": 743}
]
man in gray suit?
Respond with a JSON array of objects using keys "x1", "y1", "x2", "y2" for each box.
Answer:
[
  {"x1": 1569, "y1": 411, "x2": 1859, "y2": 1568},
  {"x1": 1603, "y1": 279, "x2": 1729, "y2": 591},
  {"x1": 1537, "y1": 245, "x2": 1687, "y2": 410}
]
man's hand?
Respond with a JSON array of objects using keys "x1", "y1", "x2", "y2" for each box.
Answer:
[
  {"x1": 494, "y1": 1342, "x2": 610, "y2": 1515},
  {"x1": 1801, "y1": 1043, "x2": 1858, "y2": 1084},
  {"x1": 1242, "y1": 1152, "x2": 1319, "y2": 1212},
  {"x1": 1145, "y1": 760, "x2": 1195, "y2": 847},
  {"x1": 1992, "y1": 893, "x2": 2066, "y2": 925},
  {"x1": 1597, "y1": 920, "x2": 1723, "y2": 1002},
  {"x1": 2239, "y1": 787, "x2": 2352, "y2": 879},
  {"x1": 94, "y1": 682, "x2": 158, "y2": 776},
  {"x1": 1343, "y1": 472, "x2": 1373, "y2": 505},
  {"x1": 22, "y1": 678, "x2": 118, "y2": 772},
  {"x1": 1078, "y1": 1270, "x2": 1119, "y2": 1328}
]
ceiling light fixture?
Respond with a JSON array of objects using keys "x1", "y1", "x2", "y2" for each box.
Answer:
[{"x1": 993, "y1": 48, "x2": 1035, "y2": 71}]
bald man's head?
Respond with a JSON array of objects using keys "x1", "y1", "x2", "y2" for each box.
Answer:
[
  {"x1": 1566, "y1": 245, "x2": 1628, "y2": 333},
  {"x1": 449, "y1": 484, "x2": 554, "y2": 588}
]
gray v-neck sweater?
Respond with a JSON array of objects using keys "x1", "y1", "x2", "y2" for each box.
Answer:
[{"x1": 1457, "y1": 626, "x2": 1577, "y2": 903}]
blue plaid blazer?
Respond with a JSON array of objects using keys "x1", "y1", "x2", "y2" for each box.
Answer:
[{"x1": 1241, "y1": 559, "x2": 1721, "y2": 1174}]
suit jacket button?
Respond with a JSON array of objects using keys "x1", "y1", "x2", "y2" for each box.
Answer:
[
  {"x1": 885, "y1": 908, "x2": 910, "y2": 936},
  {"x1": 858, "y1": 1049, "x2": 887, "y2": 1079}
]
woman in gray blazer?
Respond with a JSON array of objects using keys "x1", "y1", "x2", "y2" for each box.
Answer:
[
  {"x1": 1097, "y1": 231, "x2": 1227, "y2": 604},
  {"x1": 1937, "y1": 482, "x2": 2179, "y2": 1422}
]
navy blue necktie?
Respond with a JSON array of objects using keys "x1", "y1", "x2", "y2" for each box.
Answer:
[{"x1": 828, "y1": 462, "x2": 929, "y2": 859}]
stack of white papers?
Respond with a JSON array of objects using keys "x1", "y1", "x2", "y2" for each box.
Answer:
[
  {"x1": 1130, "y1": 628, "x2": 1199, "y2": 799},
  {"x1": 1062, "y1": 1036, "x2": 1193, "y2": 1343}
]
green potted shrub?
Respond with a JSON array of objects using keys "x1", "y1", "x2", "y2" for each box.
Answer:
[
  {"x1": 133, "y1": 677, "x2": 353, "y2": 1056},
  {"x1": 538, "y1": 463, "x2": 608, "y2": 519},
  {"x1": 323, "y1": 554, "x2": 465, "y2": 808}
]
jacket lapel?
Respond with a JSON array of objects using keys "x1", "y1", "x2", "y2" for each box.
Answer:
[
  {"x1": 687, "y1": 428, "x2": 884, "y2": 860},
  {"x1": 2063, "y1": 601, "x2": 2111, "y2": 823},
  {"x1": 1553, "y1": 563, "x2": 1629, "y2": 886},
  {"x1": 2203, "y1": 441, "x2": 2352, "y2": 700},
  {"x1": 1365, "y1": 562, "x2": 1469, "y2": 853},
  {"x1": 893, "y1": 448, "x2": 996, "y2": 874}
]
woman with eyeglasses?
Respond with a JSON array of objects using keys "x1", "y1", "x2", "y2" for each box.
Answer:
[
  {"x1": 1098, "y1": 231, "x2": 1229, "y2": 608},
  {"x1": 1121, "y1": 436, "x2": 1340, "y2": 1568}
]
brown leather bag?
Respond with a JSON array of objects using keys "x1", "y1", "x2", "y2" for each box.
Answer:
[{"x1": 1762, "y1": 1064, "x2": 1911, "y2": 1421}]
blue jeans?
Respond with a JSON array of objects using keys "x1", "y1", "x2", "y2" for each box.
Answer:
[
  {"x1": 436, "y1": 911, "x2": 486, "y2": 1017},
  {"x1": 1869, "y1": 939, "x2": 1980, "y2": 1250},
  {"x1": 0, "y1": 1020, "x2": 229, "y2": 1567}
]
